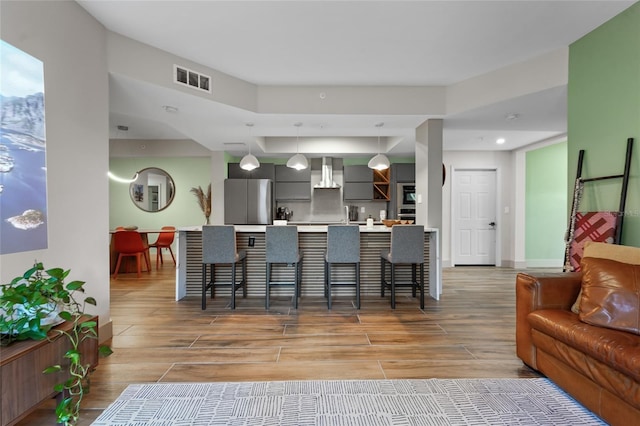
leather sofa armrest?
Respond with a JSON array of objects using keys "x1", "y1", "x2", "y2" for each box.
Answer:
[{"x1": 515, "y1": 272, "x2": 582, "y2": 370}]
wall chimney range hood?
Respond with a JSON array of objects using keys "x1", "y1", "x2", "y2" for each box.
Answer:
[{"x1": 314, "y1": 157, "x2": 341, "y2": 189}]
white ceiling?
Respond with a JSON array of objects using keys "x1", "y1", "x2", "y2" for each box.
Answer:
[{"x1": 78, "y1": 0, "x2": 635, "y2": 156}]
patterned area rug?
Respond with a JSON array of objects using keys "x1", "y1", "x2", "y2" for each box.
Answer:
[{"x1": 92, "y1": 378, "x2": 605, "y2": 425}]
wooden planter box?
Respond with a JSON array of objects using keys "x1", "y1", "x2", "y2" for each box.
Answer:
[{"x1": 0, "y1": 316, "x2": 99, "y2": 426}]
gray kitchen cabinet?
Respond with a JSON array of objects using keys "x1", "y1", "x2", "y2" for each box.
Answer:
[
  {"x1": 343, "y1": 182, "x2": 373, "y2": 200},
  {"x1": 275, "y1": 165, "x2": 311, "y2": 200},
  {"x1": 343, "y1": 165, "x2": 373, "y2": 200},
  {"x1": 275, "y1": 182, "x2": 311, "y2": 200},
  {"x1": 228, "y1": 163, "x2": 275, "y2": 180},
  {"x1": 249, "y1": 163, "x2": 275, "y2": 180},
  {"x1": 228, "y1": 163, "x2": 250, "y2": 179},
  {"x1": 344, "y1": 165, "x2": 373, "y2": 182},
  {"x1": 392, "y1": 163, "x2": 415, "y2": 182},
  {"x1": 275, "y1": 165, "x2": 311, "y2": 182}
]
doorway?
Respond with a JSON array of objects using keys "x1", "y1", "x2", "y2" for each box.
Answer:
[{"x1": 452, "y1": 169, "x2": 498, "y2": 266}]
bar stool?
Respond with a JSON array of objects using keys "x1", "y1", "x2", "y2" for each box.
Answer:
[
  {"x1": 265, "y1": 225, "x2": 303, "y2": 309},
  {"x1": 380, "y1": 225, "x2": 425, "y2": 309},
  {"x1": 201, "y1": 225, "x2": 247, "y2": 310},
  {"x1": 324, "y1": 225, "x2": 360, "y2": 309}
]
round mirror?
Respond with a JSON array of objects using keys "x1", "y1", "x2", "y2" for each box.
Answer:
[{"x1": 129, "y1": 167, "x2": 175, "y2": 212}]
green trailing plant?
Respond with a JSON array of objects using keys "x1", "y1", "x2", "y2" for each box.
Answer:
[{"x1": 0, "y1": 262, "x2": 112, "y2": 426}]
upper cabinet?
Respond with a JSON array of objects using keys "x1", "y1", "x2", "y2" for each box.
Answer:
[
  {"x1": 228, "y1": 163, "x2": 275, "y2": 180},
  {"x1": 274, "y1": 165, "x2": 311, "y2": 200},
  {"x1": 275, "y1": 165, "x2": 311, "y2": 182},
  {"x1": 344, "y1": 165, "x2": 372, "y2": 183},
  {"x1": 392, "y1": 163, "x2": 415, "y2": 183},
  {"x1": 343, "y1": 165, "x2": 373, "y2": 200}
]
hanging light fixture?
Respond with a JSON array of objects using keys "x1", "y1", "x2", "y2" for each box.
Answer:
[
  {"x1": 108, "y1": 125, "x2": 140, "y2": 183},
  {"x1": 286, "y1": 122, "x2": 308, "y2": 170},
  {"x1": 108, "y1": 170, "x2": 139, "y2": 183},
  {"x1": 368, "y1": 122, "x2": 390, "y2": 170},
  {"x1": 239, "y1": 122, "x2": 260, "y2": 171}
]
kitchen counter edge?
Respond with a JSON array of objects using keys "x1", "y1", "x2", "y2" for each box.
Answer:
[{"x1": 178, "y1": 225, "x2": 438, "y2": 233}]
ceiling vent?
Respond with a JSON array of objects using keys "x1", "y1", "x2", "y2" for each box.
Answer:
[{"x1": 173, "y1": 64, "x2": 211, "y2": 93}]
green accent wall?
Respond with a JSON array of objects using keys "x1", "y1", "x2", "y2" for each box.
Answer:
[
  {"x1": 525, "y1": 142, "x2": 568, "y2": 262},
  {"x1": 342, "y1": 158, "x2": 372, "y2": 166},
  {"x1": 109, "y1": 157, "x2": 212, "y2": 229},
  {"x1": 568, "y1": 2, "x2": 640, "y2": 246}
]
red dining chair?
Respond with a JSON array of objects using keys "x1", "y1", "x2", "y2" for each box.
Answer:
[
  {"x1": 112, "y1": 230, "x2": 151, "y2": 279},
  {"x1": 148, "y1": 226, "x2": 176, "y2": 269}
]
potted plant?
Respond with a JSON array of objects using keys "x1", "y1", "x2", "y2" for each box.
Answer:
[
  {"x1": 190, "y1": 183, "x2": 212, "y2": 224},
  {"x1": 0, "y1": 262, "x2": 112, "y2": 426}
]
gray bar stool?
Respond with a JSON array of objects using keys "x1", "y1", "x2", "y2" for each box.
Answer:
[
  {"x1": 324, "y1": 225, "x2": 361, "y2": 309},
  {"x1": 265, "y1": 225, "x2": 303, "y2": 309},
  {"x1": 380, "y1": 225, "x2": 425, "y2": 309},
  {"x1": 201, "y1": 225, "x2": 247, "y2": 310}
]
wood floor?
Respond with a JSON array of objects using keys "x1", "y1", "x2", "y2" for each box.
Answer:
[{"x1": 19, "y1": 262, "x2": 551, "y2": 425}]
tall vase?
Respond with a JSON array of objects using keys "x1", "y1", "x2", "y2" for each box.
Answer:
[{"x1": 204, "y1": 216, "x2": 210, "y2": 225}]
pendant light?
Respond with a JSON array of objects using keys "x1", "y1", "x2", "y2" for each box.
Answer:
[
  {"x1": 368, "y1": 122, "x2": 390, "y2": 170},
  {"x1": 239, "y1": 122, "x2": 260, "y2": 171},
  {"x1": 108, "y1": 125, "x2": 140, "y2": 183},
  {"x1": 286, "y1": 122, "x2": 308, "y2": 170}
]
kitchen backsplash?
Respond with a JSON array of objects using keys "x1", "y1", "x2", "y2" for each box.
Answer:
[
  {"x1": 276, "y1": 161, "x2": 388, "y2": 222},
  {"x1": 277, "y1": 197, "x2": 388, "y2": 223}
]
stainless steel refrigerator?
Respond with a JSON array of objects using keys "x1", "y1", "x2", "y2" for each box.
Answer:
[{"x1": 224, "y1": 179, "x2": 273, "y2": 224}]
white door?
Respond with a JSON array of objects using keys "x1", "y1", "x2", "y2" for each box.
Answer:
[{"x1": 453, "y1": 169, "x2": 497, "y2": 265}]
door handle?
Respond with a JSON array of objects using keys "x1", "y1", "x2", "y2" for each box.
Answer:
[{"x1": 489, "y1": 222, "x2": 496, "y2": 227}]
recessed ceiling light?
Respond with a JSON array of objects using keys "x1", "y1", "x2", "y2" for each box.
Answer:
[{"x1": 496, "y1": 138, "x2": 506, "y2": 145}]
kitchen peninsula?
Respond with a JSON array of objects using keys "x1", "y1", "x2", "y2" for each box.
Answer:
[{"x1": 175, "y1": 225, "x2": 441, "y2": 303}]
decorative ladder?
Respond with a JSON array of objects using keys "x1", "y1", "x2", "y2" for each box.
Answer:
[{"x1": 563, "y1": 138, "x2": 634, "y2": 272}]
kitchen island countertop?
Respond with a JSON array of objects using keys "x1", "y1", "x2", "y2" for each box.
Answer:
[
  {"x1": 179, "y1": 224, "x2": 437, "y2": 233},
  {"x1": 175, "y1": 225, "x2": 441, "y2": 302}
]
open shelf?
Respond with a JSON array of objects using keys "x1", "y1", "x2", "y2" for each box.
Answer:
[{"x1": 373, "y1": 169, "x2": 391, "y2": 200}]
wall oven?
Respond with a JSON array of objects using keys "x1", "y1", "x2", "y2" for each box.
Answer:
[{"x1": 397, "y1": 183, "x2": 416, "y2": 220}]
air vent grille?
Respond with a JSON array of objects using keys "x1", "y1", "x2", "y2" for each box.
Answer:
[{"x1": 173, "y1": 64, "x2": 211, "y2": 93}]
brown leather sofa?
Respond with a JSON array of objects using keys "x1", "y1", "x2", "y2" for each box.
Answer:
[{"x1": 516, "y1": 243, "x2": 640, "y2": 426}]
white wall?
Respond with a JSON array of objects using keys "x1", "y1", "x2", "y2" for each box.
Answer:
[
  {"x1": 0, "y1": 1, "x2": 111, "y2": 340},
  {"x1": 442, "y1": 151, "x2": 515, "y2": 267},
  {"x1": 107, "y1": 32, "x2": 258, "y2": 113},
  {"x1": 446, "y1": 48, "x2": 568, "y2": 115}
]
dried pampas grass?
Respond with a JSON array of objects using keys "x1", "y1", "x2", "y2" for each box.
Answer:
[{"x1": 190, "y1": 183, "x2": 211, "y2": 220}]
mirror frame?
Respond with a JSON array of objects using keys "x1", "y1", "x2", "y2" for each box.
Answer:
[{"x1": 129, "y1": 167, "x2": 176, "y2": 212}]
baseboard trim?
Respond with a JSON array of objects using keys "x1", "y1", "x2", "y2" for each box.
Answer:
[
  {"x1": 491, "y1": 260, "x2": 518, "y2": 268},
  {"x1": 99, "y1": 319, "x2": 113, "y2": 344},
  {"x1": 526, "y1": 259, "x2": 564, "y2": 268}
]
